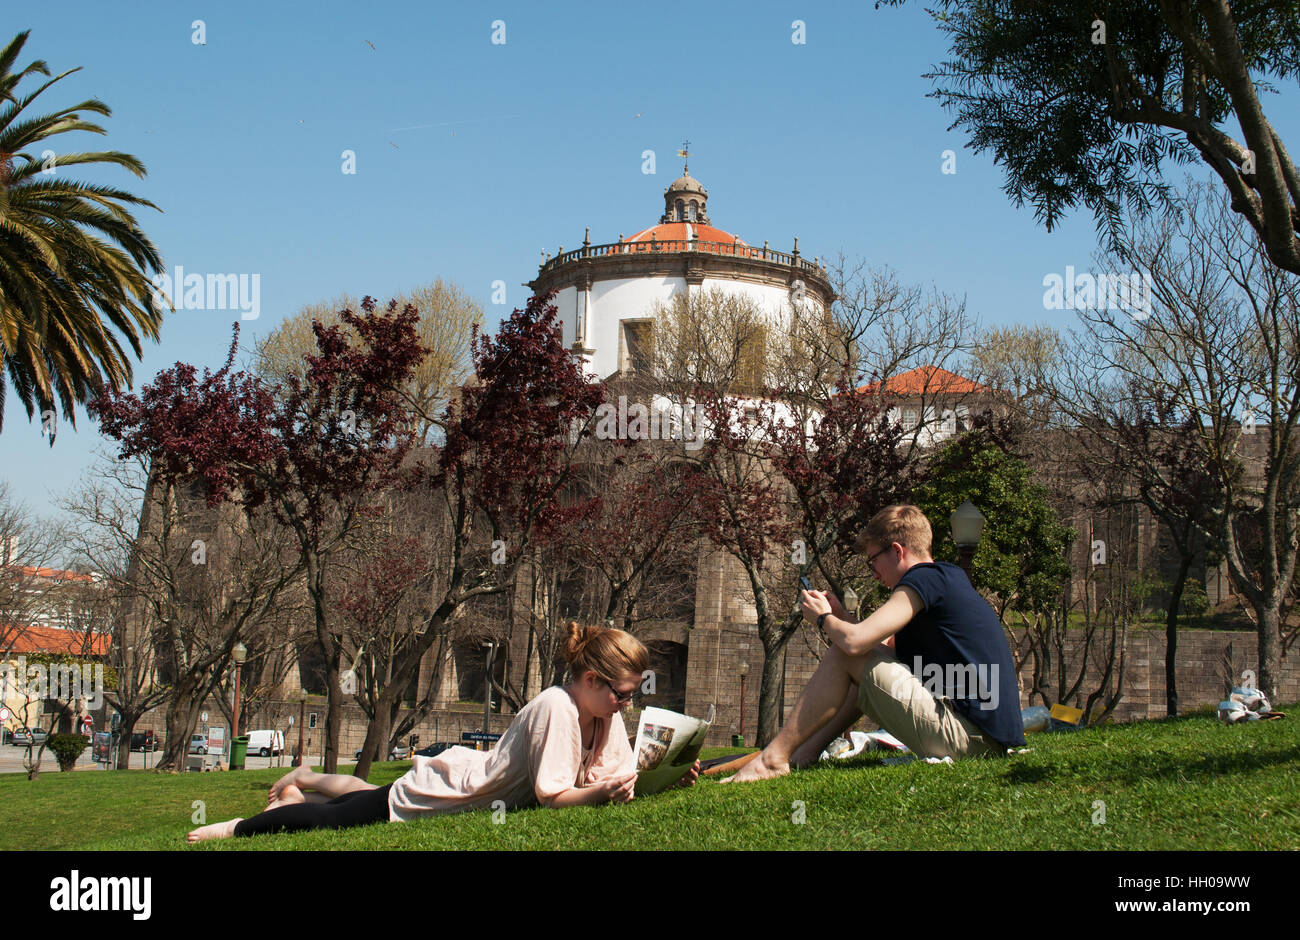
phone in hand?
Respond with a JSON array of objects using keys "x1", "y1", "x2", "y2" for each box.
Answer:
[{"x1": 799, "y1": 575, "x2": 811, "y2": 591}]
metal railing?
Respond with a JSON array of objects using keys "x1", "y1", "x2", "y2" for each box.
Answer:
[{"x1": 538, "y1": 238, "x2": 827, "y2": 277}]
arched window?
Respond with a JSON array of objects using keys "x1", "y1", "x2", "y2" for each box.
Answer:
[
  {"x1": 688, "y1": 200, "x2": 698, "y2": 221},
  {"x1": 675, "y1": 199, "x2": 685, "y2": 221}
]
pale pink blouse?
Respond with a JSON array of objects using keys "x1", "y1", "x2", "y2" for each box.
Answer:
[{"x1": 387, "y1": 685, "x2": 635, "y2": 821}]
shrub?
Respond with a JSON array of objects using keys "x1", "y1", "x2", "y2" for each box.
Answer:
[
  {"x1": 47, "y1": 733, "x2": 89, "y2": 772},
  {"x1": 1180, "y1": 578, "x2": 1211, "y2": 617}
]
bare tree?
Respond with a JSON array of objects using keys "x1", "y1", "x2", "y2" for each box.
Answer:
[
  {"x1": 1056, "y1": 181, "x2": 1300, "y2": 703},
  {"x1": 62, "y1": 453, "x2": 305, "y2": 770}
]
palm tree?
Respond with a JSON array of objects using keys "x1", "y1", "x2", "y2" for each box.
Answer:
[{"x1": 0, "y1": 29, "x2": 164, "y2": 435}]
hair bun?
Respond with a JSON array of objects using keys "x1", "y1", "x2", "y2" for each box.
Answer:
[{"x1": 563, "y1": 620, "x2": 594, "y2": 665}]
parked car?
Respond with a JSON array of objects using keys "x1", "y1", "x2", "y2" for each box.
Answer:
[
  {"x1": 354, "y1": 742, "x2": 413, "y2": 762},
  {"x1": 9, "y1": 728, "x2": 49, "y2": 747},
  {"x1": 188, "y1": 733, "x2": 208, "y2": 755},
  {"x1": 246, "y1": 729, "x2": 284, "y2": 757},
  {"x1": 130, "y1": 730, "x2": 160, "y2": 751}
]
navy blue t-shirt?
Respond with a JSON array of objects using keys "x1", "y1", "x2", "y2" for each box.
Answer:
[{"x1": 892, "y1": 562, "x2": 1026, "y2": 748}]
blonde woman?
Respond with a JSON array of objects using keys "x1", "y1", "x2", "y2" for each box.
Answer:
[{"x1": 188, "y1": 622, "x2": 698, "y2": 841}]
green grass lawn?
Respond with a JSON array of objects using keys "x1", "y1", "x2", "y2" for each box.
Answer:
[{"x1": 3, "y1": 704, "x2": 1296, "y2": 851}]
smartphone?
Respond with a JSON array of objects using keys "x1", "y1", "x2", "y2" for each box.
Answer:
[{"x1": 799, "y1": 575, "x2": 811, "y2": 591}]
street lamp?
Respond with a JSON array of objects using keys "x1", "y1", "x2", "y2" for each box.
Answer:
[
  {"x1": 738, "y1": 662, "x2": 749, "y2": 745},
  {"x1": 231, "y1": 642, "x2": 247, "y2": 741},
  {"x1": 843, "y1": 585, "x2": 860, "y2": 617},
  {"x1": 481, "y1": 639, "x2": 497, "y2": 737},
  {"x1": 293, "y1": 691, "x2": 307, "y2": 767},
  {"x1": 951, "y1": 500, "x2": 986, "y2": 581}
]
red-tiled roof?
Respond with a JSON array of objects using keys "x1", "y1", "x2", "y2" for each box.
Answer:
[
  {"x1": 2, "y1": 623, "x2": 110, "y2": 656},
  {"x1": 855, "y1": 366, "x2": 990, "y2": 397},
  {"x1": 624, "y1": 222, "x2": 747, "y2": 247},
  {"x1": 14, "y1": 566, "x2": 98, "y2": 583}
]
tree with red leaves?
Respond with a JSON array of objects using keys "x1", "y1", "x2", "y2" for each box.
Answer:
[
  {"x1": 685, "y1": 375, "x2": 920, "y2": 745},
  {"x1": 346, "y1": 290, "x2": 608, "y2": 778},
  {"x1": 91, "y1": 298, "x2": 428, "y2": 772}
]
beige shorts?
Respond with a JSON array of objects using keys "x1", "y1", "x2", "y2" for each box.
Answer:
[{"x1": 856, "y1": 646, "x2": 1005, "y2": 759}]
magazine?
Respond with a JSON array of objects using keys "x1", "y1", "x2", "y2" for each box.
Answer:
[{"x1": 632, "y1": 704, "x2": 714, "y2": 795}]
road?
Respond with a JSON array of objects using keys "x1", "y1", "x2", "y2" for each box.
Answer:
[{"x1": 0, "y1": 744, "x2": 306, "y2": 775}]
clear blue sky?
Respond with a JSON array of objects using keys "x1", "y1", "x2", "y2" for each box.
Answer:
[{"x1": 4, "y1": 0, "x2": 1297, "y2": 528}]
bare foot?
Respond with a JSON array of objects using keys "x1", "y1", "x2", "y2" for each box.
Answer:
[
  {"x1": 267, "y1": 764, "x2": 312, "y2": 804},
  {"x1": 266, "y1": 783, "x2": 307, "y2": 810},
  {"x1": 720, "y1": 749, "x2": 790, "y2": 784},
  {"x1": 186, "y1": 818, "x2": 242, "y2": 843}
]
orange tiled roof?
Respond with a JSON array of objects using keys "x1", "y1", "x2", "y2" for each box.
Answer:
[
  {"x1": 855, "y1": 366, "x2": 990, "y2": 397},
  {"x1": 624, "y1": 222, "x2": 747, "y2": 246},
  {"x1": 14, "y1": 566, "x2": 98, "y2": 583},
  {"x1": 2, "y1": 623, "x2": 110, "y2": 656}
]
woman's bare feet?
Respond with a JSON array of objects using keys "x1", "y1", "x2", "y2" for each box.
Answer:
[
  {"x1": 186, "y1": 818, "x2": 242, "y2": 842},
  {"x1": 267, "y1": 764, "x2": 312, "y2": 804},
  {"x1": 265, "y1": 783, "x2": 307, "y2": 810},
  {"x1": 720, "y1": 749, "x2": 790, "y2": 783}
]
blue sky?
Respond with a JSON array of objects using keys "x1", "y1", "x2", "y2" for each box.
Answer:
[{"x1": 4, "y1": 0, "x2": 1297, "y2": 527}]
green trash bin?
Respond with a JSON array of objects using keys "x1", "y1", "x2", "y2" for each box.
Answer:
[{"x1": 229, "y1": 735, "x2": 249, "y2": 771}]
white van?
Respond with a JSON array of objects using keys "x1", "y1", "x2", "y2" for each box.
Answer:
[{"x1": 246, "y1": 729, "x2": 284, "y2": 757}]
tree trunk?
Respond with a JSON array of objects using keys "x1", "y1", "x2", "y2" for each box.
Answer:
[
  {"x1": 353, "y1": 682, "x2": 399, "y2": 780},
  {"x1": 755, "y1": 633, "x2": 790, "y2": 747},
  {"x1": 1257, "y1": 603, "x2": 1282, "y2": 705},
  {"x1": 1165, "y1": 554, "x2": 1193, "y2": 717},
  {"x1": 157, "y1": 676, "x2": 205, "y2": 771},
  {"x1": 115, "y1": 712, "x2": 141, "y2": 770},
  {"x1": 321, "y1": 659, "x2": 343, "y2": 773}
]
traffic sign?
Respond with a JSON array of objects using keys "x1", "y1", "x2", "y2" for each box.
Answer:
[{"x1": 0, "y1": 706, "x2": 10, "y2": 722}]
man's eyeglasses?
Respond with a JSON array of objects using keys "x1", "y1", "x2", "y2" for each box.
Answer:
[
  {"x1": 603, "y1": 677, "x2": 639, "y2": 705},
  {"x1": 865, "y1": 546, "x2": 890, "y2": 571}
]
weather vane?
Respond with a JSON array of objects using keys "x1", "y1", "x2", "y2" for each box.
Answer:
[{"x1": 677, "y1": 139, "x2": 691, "y2": 174}]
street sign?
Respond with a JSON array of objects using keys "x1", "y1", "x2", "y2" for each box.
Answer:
[
  {"x1": 0, "y1": 706, "x2": 10, "y2": 722},
  {"x1": 208, "y1": 725, "x2": 226, "y2": 757},
  {"x1": 461, "y1": 731, "x2": 501, "y2": 743}
]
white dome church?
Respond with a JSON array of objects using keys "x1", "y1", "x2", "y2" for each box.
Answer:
[{"x1": 527, "y1": 159, "x2": 834, "y2": 381}]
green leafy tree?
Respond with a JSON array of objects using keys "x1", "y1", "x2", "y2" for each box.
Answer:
[
  {"x1": 0, "y1": 30, "x2": 164, "y2": 434},
  {"x1": 915, "y1": 421, "x2": 1075, "y2": 620},
  {"x1": 885, "y1": 0, "x2": 1300, "y2": 274}
]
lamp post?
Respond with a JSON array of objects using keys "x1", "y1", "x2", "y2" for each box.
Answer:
[
  {"x1": 951, "y1": 500, "x2": 986, "y2": 582},
  {"x1": 293, "y1": 692, "x2": 306, "y2": 767},
  {"x1": 481, "y1": 639, "x2": 497, "y2": 737},
  {"x1": 738, "y1": 662, "x2": 749, "y2": 745},
  {"x1": 231, "y1": 642, "x2": 247, "y2": 740}
]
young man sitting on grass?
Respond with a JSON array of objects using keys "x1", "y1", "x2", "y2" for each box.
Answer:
[{"x1": 724, "y1": 504, "x2": 1025, "y2": 783}]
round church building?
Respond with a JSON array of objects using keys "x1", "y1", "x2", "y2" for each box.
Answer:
[{"x1": 527, "y1": 165, "x2": 834, "y2": 381}]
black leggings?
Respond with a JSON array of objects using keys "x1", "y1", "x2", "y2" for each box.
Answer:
[{"x1": 233, "y1": 784, "x2": 393, "y2": 838}]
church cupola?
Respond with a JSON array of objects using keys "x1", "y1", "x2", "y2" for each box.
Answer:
[{"x1": 661, "y1": 144, "x2": 709, "y2": 224}]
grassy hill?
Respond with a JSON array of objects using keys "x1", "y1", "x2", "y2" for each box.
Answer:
[{"x1": 2, "y1": 703, "x2": 1295, "y2": 850}]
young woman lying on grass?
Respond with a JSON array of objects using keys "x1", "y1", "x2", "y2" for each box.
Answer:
[{"x1": 187, "y1": 622, "x2": 700, "y2": 842}]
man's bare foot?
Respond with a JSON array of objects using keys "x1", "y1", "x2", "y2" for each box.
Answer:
[
  {"x1": 186, "y1": 819, "x2": 242, "y2": 843},
  {"x1": 720, "y1": 749, "x2": 790, "y2": 784},
  {"x1": 266, "y1": 783, "x2": 307, "y2": 810},
  {"x1": 267, "y1": 765, "x2": 312, "y2": 804}
]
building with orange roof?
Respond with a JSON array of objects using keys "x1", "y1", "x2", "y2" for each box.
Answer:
[
  {"x1": 528, "y1": 155, "x2": 833, "y2": 382},
  {"x1": 854, "y1": 365, "x2": 1005, "y2": 448}
]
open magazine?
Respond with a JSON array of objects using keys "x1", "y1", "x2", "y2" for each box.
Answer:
[{"x1": 632, "y1": 704, "x2": 714, "y2": 796}]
